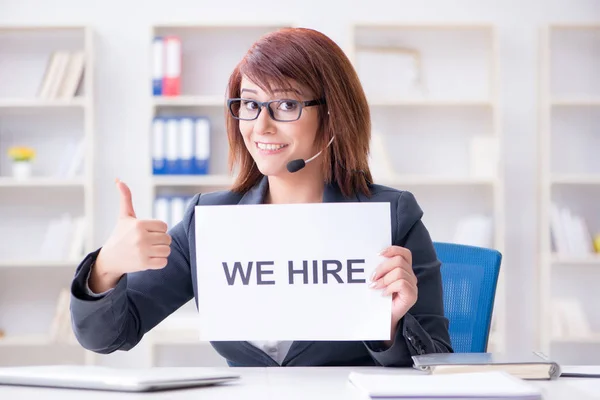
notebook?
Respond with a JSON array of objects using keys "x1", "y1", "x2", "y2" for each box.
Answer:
[
  {"x1": 348, "y1": 371, "x2": 542, "y2": 399},
  {"x1": 411, "y1": 352, "x2": 561, "y2": 380},
  {"x1": 0, "y1": 365, "x2": 240, "y2": 392},
  {"x1": 561, "y1": 365, "x2": 600, "y2": 378}
]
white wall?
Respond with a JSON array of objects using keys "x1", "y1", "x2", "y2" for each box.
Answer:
[{"x1": 1, "y1": 0, "x2": 599, "y2": 362}]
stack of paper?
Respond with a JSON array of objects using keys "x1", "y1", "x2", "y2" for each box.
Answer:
[{"x1": 348, "y1": 371, "x2": 541, "y2": 399}]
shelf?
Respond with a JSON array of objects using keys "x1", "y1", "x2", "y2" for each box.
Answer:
[
  {"x1": 551, "y1": 335, "x2": 600, "y2": 344},
  {"x1": 375, "y1": 175, "x2": 497, "y2": 186},
  {"x1": 151, "y1": 175, "x2": 496, "y2": 188},
  {"x1": 0, "y1": 335, "x2": 78, "y2": 347},
  {"x1": 549, "y1": 24, "x2": 600, "y2": 30},
  {"x1": 368, "y1": 99, "x2": 493, "y2": 107},
  {"x1": 0, "y1": 177, "x2": 85, "y2": 188},
  {"x1": 550, "y1": 175, "x2": 600, "y2": 185},
  {"x1": 0, "y1": 23, "x2": 94, "y2": 368},
  {"x1": 147, "y1": 330, "x2": 206, "y2": 346},
  {"x1": 152, "y1": 22, "x2": 293, "y2": 31},
  {"x1": 0, "y1": 25, "x2": 88, "y2": 32},
  {"x1": 539, "y1": 24, "x2": 600, "y2": 359},
  {"x1": 0, "y1": 98, "x2": 86, "y2": 108},
  {"x1": 152, "y1": 95, "x2": 224, "y2": 107},
  {"x1": 551, "y1": 98, "x2": 600, "y2": 107},
  {"x1": 352, "y1": 22, "x2": 495, "y2": 31},
  {"x1": 551, "y1": 254, "x2": 600, "y2": 265},
  {"x1": 0, "y1": 260, "x2": 79, "y2": 268},
  {"x1": 152, "y1": 175, "x2": 234, "y2": 187}
]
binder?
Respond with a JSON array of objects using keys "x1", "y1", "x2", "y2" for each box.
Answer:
[
  {"x1": 152, "y1": 116, "x2": 211, "y2": 175},
  {"x1": 194, "y1": 117, "x2": 210, "y2": 175},
  {"x1": 152, "y1": 37, "x2": 164, "y2": 96},
  {"x1": 170, "y1": 196, "x2": 186, "y2": 227},
  {"x1": 165, "y1": 118, "x2": 179, "y2": 175},
  {"x1": 152, "y1": 118, "x2": 166, "y2": 175},
  {"x1": 154, "y1": 197, "x2": 170, "y2": 228},
  {"x1": 163, "y1": 36, "x2": 181, "y2": 96},
  {"x1": 179, "y1": 117, "x2": 195, "y2": 175}
]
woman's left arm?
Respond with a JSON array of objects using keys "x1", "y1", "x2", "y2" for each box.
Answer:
[{"x1": 362, "y1": 191, "x2": 453, "y2": 367}]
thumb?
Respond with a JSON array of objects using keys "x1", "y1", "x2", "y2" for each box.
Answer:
[{"x1": 116, "y1": 179, "x2": 136, "y2": 219}]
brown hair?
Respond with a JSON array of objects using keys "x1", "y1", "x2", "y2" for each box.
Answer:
[{"x1": 226, "y1": 27, "x2": 373, "y2": 198}]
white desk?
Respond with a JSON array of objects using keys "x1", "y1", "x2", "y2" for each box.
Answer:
[{"x1": 0, "y1": 367, "x2": 596, "y2": 399}]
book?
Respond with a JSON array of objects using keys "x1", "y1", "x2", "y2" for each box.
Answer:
[
  {"x1": 348, "y1": 371, "x2": 542, "y2": 399},
  {"x1": 412, "y1": 352, "x2": 561, "y2": 380},
  {"x1": 560, "y1": 365, "x2": 600, "y2": 378}
]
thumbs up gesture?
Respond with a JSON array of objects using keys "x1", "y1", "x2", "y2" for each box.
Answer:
[{"x1": 91, "y1": 179, "x2": 172, "y2": 291}]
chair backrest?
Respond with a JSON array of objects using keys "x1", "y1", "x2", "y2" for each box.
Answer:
[{"x1": 433, "y1": 242, "x2": 502, "y2": 353}]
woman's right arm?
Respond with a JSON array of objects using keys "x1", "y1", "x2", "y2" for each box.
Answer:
[{"x1": 69, "y1": 181, "x2": 199, "y2": 354}]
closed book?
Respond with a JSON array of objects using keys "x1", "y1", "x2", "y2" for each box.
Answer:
[{"x1": 412, "y1": 352, "x2": 561, "y2": 380}]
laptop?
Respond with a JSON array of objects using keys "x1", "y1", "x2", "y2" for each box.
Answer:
[{"x1": 0, "y1": 365, "x2": 240, "y2": 392}]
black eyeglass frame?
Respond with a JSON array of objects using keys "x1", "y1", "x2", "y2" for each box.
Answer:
[{"x1": 227, "y1": 97, "x2": 327, "y2": 122}]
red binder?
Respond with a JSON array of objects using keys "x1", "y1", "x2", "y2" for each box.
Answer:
[{"x1": 163, "y1": 36, "x2": 181, "y2": 96}]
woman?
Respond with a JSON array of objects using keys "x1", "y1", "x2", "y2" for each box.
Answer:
[{"x1": 70, "y1": 27, "x2": 452, "y2": 367}]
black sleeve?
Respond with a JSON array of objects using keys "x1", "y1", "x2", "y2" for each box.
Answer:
[
  {"x1": 69, "y1": 194, "x2": 200, "y2": 353},
  {"x1": 364, "y1": 191, "x2": 453, "y2": 366}
]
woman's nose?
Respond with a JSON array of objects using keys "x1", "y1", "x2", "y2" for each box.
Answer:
[{"x1": 253, "y1": 105, "x2": 276, "y2": 135}]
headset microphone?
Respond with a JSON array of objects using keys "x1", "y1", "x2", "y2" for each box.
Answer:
[{"x1": 286, "y1": 136, "x2": 335, "y2": 173}]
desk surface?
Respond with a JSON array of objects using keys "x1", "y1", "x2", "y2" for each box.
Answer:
[{"x1": 0, "y1": 366, "x2": 596, "y2": 399}]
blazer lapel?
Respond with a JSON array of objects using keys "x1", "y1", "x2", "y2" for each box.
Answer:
[
  {"x1": 322, "y1": 181, "x2": 362, "y2": 204},
  {"x1": 238, "y1": 175, "x2": 269, "y2": 205}
]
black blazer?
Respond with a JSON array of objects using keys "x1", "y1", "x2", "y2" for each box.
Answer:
[{"x1": 70, "y1": 176, "x2": 453, "y2": 367}]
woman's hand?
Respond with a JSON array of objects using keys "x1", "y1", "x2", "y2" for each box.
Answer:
[
  {"x1": 370, "y1": 245, "x2": 418, "y2": 344},
  {"x1": 90, "y1": 179, "x2": 172, "y2": 293}
]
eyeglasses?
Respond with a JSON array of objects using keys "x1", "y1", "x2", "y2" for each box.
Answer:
[{"x1": 227, "y1": 98, "x2": 326, "y2": 122}]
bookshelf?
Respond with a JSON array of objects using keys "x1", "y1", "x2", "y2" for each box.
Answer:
[
  {"x1": 348, "y1": 23, "x2": 506, "y2": 353},
  {"x1": 0, "y1": 25, "x2": 95, "y2": 366},
  {"x1": 145, "y1": 23, "x2": 293, "y2": 367},
  {"x1": 538, "y1": 24, "x2": 600, "y2": 365},
  {"x1": 141, "y1": 23, "x2": 507, "y2": 365}
]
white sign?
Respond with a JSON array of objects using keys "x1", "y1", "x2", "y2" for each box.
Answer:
[{"x1": 195, "y1": 202, "x2": 392, "y2": 341}]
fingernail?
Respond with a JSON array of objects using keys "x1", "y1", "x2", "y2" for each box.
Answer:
[
  {"x1": 370, "y1": 270, "x2": 377, "y2": 281},
  {"x1": 368, "y1": 281, "x2": 377, "y2": 288}
]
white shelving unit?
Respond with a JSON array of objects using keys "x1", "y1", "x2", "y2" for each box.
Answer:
[
  {"x1": 348, "y1": 23, "x2": 506, "y2": 353},
  {"x1": 0, "y1": 25, "x2": 95, "y2": 366},
  {"x1": 142, "y1": 22, "x2": 507, "y2": 364},
  {"x1": 145, "y1": 23, "x2": 292, "y2": 367},
  {"x1": 538, "y1": 24, "x2": 600, "y2": 365}
]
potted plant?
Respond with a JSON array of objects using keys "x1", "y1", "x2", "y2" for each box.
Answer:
[{"x1": 7, "y1": 146, "x2": 36, "y2": 180}]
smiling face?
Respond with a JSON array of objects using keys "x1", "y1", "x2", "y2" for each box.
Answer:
[{"x1": 237, "y1": 76, "x2": 322, "y2": 178}]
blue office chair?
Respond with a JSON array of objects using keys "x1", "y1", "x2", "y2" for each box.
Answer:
[{"x1": 433, "y1": 242, "x2": 502, "y2": 353}]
